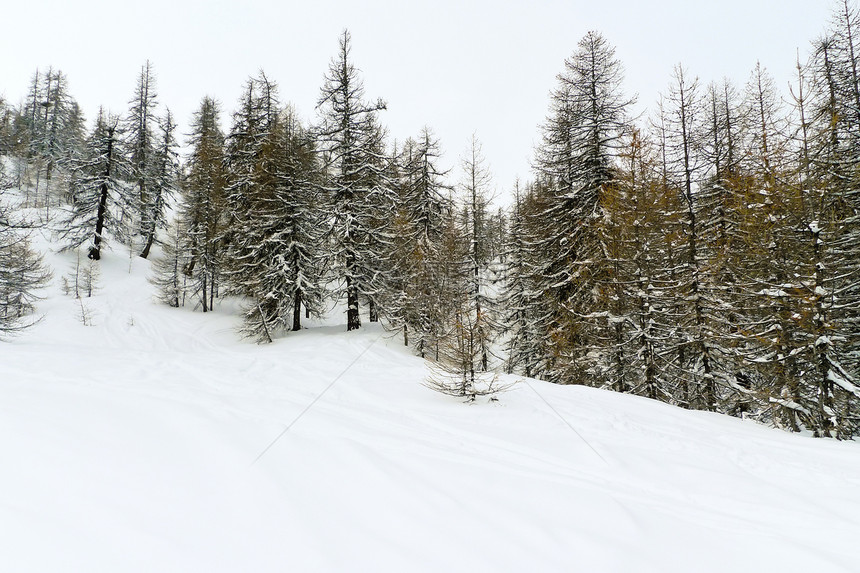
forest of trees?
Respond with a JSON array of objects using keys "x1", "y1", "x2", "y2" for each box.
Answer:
[{"x1": 1, "y1": 3, "x2": 859, "y2": 437}]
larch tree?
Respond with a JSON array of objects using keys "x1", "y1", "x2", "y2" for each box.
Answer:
[
  {"x1": 502, "y1": 179, "x2": 545, "y2": 378},
  {"x1": 221, "y1": 72, "x2": 282, "y2": 305},
  {"x1": 315, "y1": 30, "x2": 393, "y2": 331},
  {"x1": 726, "y1": 63, "x2": 799, "y2": 419},
  {"x1": 145, "y1": 108, "x2": 181, "y2": 255},
  {"x1": 274, "y1": 108, "x2": 328, "y2": 334},
  {"x1": 530, "y1": 31, "x2": 635, "y2": 385},
  {"x1": 0, "y1": 195, "x2": 52, "y2": 336},
  {"x1": 179, "y1": 97, "x2": 226, "y2": 312},
  {"x1": 598, "y1": 129, "x2": 670, "y2": 398},
  {"x1": 63, "y1": 108, "x2": 132, "y2": 261},
  {"x1": 149, "y1": 218, "x2": 188, "y2": 308},
  {"x1": 388, "y1": 129, "x2": 452, "y2": 355},
  {"x1": 423, "y1": 192, "x2": 489, "y2": 397},
  {"x1": 459, "y1": 134, "x2": 495, "y2": 371},
  {"x1": 222, "y1": 71, "x2": 279, "y2": 255},
  {"x1": 224, "y1": 84, "x2": 326, "y2": 341},
  {"x1": 124, "y1": 61, "x2": 165, "y2": 258},
  {"x1": 18, "y1": 68, "x2": 82, "y2": 209},
  {"x1": 658, "y1": 65, "x2": 728, "y2": 410},
  {"x1": 782, "y1": 10, "x2": 860, "y2": 438}
]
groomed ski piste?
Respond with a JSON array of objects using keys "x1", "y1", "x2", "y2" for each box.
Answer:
[{"x1": 2, "y1": 221, "x2": 860, "y2": 573}]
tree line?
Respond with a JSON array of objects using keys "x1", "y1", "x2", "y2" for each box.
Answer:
[{"x1": 1, "y1": 2, "x2": 858, "y2": 436}]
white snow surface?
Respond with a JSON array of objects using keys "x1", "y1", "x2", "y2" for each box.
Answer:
[{"x1": 3, "y1": 238, "x2": 860, "y2": 572}]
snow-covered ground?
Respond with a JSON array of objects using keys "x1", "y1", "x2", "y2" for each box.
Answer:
[{"x1": 2, "y1": 234, "x2": 860, "y2": 572}]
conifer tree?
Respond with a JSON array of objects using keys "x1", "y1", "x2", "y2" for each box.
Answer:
[
  {"x1": 224, "y1": 89, "x2": 326, "y2": 341},
  {"x1": 125, "y1": 61, "x2": 167, "y2": 258},
  {"x1": 63, "y1": 109, "x2": 132, "y2": 260},
  {"x1": 502, "y1": 180, "x2": 545, "y2": 377},
  {"x1": 315, "y1": 30, "x2": 393, "y2": 331},
  {"x1": 717, "y1": 63, "x2": 800, "y2": 418},
  {"x1": 657, "y1": 65, "x2": 732, "y2": 410},
  {"x1": 0, "y1": 197, "x2": 52, "y2": 335},
  {"x1": 18, "y1": 68, "x2": 82, "y2": 208},
  {"x1": 223, "y1": 71, "x2": 279, "y2": 251},
  {"x1": 779, "y1": 13, "x2": 860, "y2": 437},
  {"x1": 179, "y1": 97, "x2": 225, "y2": 312},
  {"x1": 150, "y1": 219, "x2": 188, "y2": 308},
  {"x1": 459, "y1": 134, "x2": 496, "y2": 371},
  {"x1": 615, "y1": 131, "x2": 677, "y2": 400},
  {"x1": 529, "y1": 31, "x2": 634, "y2": 385},
  {"x1": 0, "y1": 96, "x2": 13, "y2": 158},
  {"x1": 140, "y1": 109, "x2": 181, "y2": 258},
  {"x1": 388, "y1": 129, "x2": 452, "y2": 354}
]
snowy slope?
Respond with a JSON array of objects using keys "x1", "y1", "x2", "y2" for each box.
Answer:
[{"x1": 2, "y1": 237, "x2": 860, "y2": 573}]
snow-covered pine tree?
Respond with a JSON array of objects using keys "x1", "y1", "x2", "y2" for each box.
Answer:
[
  {"x1": 777, "y1": 13, "x2": 860, "y2": 438},
  {"x1": 0, "y1": 96, "x2": 13, "y2": 158},
  {"x1": 425, "y1": 186, "x2": 515, "y2": 400},
  {"x1": 0, "y1": 195, "x2": 52, "y2": 336},
  {"x1": 501, "y1": 180, "x2": 545, "y2": 378},
  {"x1": 356, "y1": 114, "x2": 394, "y2": 325},
  {"x1": 62, "y1": 108, "x2": 132, "y2": 261},
  {"x1": 315, "y1": 30, "x2": 394, "y2": 331},
  {"x1": 656, "y1": 65, "x2": 735, "y2": 411},
  {"x1": 220, "y1": 73, "x2": 275, "y2": 304},
  {"x1": 222, "y1": 71, "x2": 278, "y2": 258},
  {"x1": 592, "y1": 129, "x2": 671, "y2": 398},
  {"x1": 225, "y1": 97, "x2": 326, "y2": 341},
  {"x1": 149, "y1": 219, "x2": 188, "y2": 308},
  {"x1": 124, "y1": 61, "x2": 167, "y2": 258},
  {"x1": 0, "y1": 97, "x2": 10, "y2": 187},
  {"x1": 529, "y1": 31, "x2": 634, "y2": 386},
  {"x1": 179, "y1": 97, "x2": 225, "y2": 312},
  {"x1": 387, "y1": 129, "x2": 452, "y2": 355},
  {"x1": 459, "y1": 134, "x2": 497, "y2": 372},
  {"x1": 18, "y1": 68, "x2": 83, "y2": 209},
  {"x1": 141, "y1": 109, "x2": 181, "y2": 258},
  {"x1": 716, "y1": 64, "x2": 801, "y2": 421},
  {"x1": 273, "y1": 108, "x2": 328, "y2": 333}
]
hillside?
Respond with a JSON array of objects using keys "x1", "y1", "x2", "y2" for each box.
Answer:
[{"x1": 1, "y1": 233, "x2": 860, "y2": 573}]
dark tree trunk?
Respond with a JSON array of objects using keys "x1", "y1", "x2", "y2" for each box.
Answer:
[
  {"x1": 292, "y1": 290, "x2": 302, "y2": 331},
  {"x1": 139, "y1": 231, "x2": 155, "y2": 259},
  {"x1": 209, "y1": 270, "x2": 216, "y2": 312},
  {"x1": 346, "y1": 271, "x2": 360, "y2": 331},
  {"x1": 202, "y1": 272, "x2": 208, "y2": 313}
]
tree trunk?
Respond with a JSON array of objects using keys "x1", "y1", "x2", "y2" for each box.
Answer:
[
  {"x1": 346, "y1": 271, "x2": 360, "y2": 331},
  {"x1": 202, "y1": 271, "x2": 208, "y2": 313},
  {"x1": 292, "y1": 290, "x2": 302, "y2": 331},
  {"x1": 139, "y1": 231, "x2": 155, "y2": 259},
  {"x1": 209, "y1": 271, "x2": 216, "y2": 312},
  {"x1": 258, "y1": 304, "x2": 273, "y2": 343}
]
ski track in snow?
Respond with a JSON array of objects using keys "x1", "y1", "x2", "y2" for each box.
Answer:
[{"x1": 1, "y1": 236, "x2": 859, "y2": 572}]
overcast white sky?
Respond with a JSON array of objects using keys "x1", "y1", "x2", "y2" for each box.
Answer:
[{"x1": 0, "y1": 0, "x2": 839, "y2": 203}]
